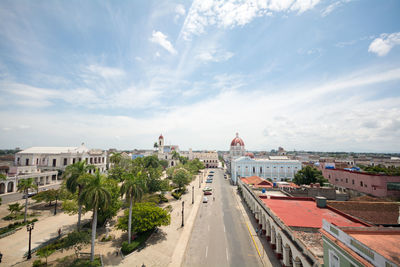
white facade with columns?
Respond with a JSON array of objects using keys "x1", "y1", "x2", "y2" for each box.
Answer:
[{"x1": 231, "y1": 156, "x2": 302, "y2": 184}]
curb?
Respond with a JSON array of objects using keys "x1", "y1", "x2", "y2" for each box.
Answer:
[{"x1": 168, "y1": 176, "x2": 203, "y2": 267}]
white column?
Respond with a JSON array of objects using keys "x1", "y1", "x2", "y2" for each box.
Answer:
[
  {"x1": 284, "y1": 245, "x2": 291, "y2": 266},
  {"x1": 277, "y1": 235, "x2": 282, "y2": 253}
]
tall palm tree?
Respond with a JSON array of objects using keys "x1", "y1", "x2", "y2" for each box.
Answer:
[
  {"x1": 63, "y1": 161, "x2": 95, "y2": 230},
  {"x1": 79, "y1": 169, "x2": 111, "y2": 262},
  {"x1": 120, "y1": 170, "x2": 146, "y2": 244},
  {"x1": 17, "y1": 178, "x2": 37, "y2": 223}
]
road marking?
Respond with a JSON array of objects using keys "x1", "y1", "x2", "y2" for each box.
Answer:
[
  {"x1": 205, "y1": 246, "x2": 208, "y2": 258},
  {"x1": 226, "y1": 247, "x2": 229, "y2": 261}
]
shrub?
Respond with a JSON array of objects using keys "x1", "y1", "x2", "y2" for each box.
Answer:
[
  {"x1": 171, "y1": 191, "x2": 182, "y2": 200},
  {"x1": 69, "y1": 257, "x2": 101, "y2": 267},
  {"x1": 159, "y1": 194, "x2": 168, "y2": 203},
  {"x1": 32, "y1": 259, "x2": 45, "y2": 267},
  {"x1": 121, "y1": 230, "x2": 153, "y2": 255}
]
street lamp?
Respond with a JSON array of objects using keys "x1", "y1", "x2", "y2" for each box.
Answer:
[
  {"x1": 199, "y1": 176, "x2": 201, "y2": 188},
  {"x1": 26, "y1": 222, "x2": 34, "y2": 260},
  {"x1": 54, "y1": 194, "x2": 58, "y2": 215},
  {"x1": 181, "y1": 201, "x2": 184, "y2": 227},
  {"x1": 192, "y1": 186, "x2": 194, "y2": 204}
]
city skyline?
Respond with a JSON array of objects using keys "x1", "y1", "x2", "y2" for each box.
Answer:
[{"x1": 0, "y1": 0, "x2": 399, "y2": 152}]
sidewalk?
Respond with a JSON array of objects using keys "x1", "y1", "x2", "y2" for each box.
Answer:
[
  {"x1": 117, "y1": 171, "x2": 205, "y2": 267},
  {"x1": 231, "y1": 186, "x2": 279, "y2": 267}
]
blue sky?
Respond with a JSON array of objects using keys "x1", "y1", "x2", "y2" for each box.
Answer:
[{"x1": 0, "y1": 0, "x2": 399, "y2": 152}]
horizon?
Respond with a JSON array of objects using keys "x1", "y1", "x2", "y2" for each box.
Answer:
[{"x1": 0, "y1": 1, "x2": 399, "y2": 152}]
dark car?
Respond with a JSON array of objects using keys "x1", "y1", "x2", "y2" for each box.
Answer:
[{"x1": 204, "y1": 191, "x2": 212, "y2": 195}]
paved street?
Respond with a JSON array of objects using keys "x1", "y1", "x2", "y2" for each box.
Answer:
[
  {"x1": 1, "y1": 182, "x2": 62, "y2": 204},
  {"x1": 183, "y1": 169, "x2": 263, "y2": 267}
]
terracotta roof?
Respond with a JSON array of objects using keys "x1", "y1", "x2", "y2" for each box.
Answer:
[
  {"x1": 240, "y1": 176, "x2": 273, "y2": 188},
  {"x1": 341, "y1": 227, "x2": 400, "y2": 266},
  {"x1": 260, "y1": 196, "x2": 368, "y2": 228},
  {"x1": 327, "y1": 201, "x2": 400, "y2": 225}
]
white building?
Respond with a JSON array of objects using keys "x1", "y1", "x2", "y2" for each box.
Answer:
[
  {"x1": 183, "y1": 149, "x2": 219, "y2": 168},
  {"x1": 231, "y1": 156, "x2": 302, "y2": 184},
  {"x1": 15, "y1": 143, "x2": 107, "y2": 173},
  {"x1": 156, "y1": 134, "x2": 179, "y2": 167},
  {"x1": 230, "y1": 133, "x2": 245, "y2": 160}
]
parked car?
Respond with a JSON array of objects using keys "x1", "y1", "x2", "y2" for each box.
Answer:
[
  {"x1": 203, "y1": 196, "x2": 208, "y2": 203},
  {"x1": 202, "y1": 187, "x2": 213, "y2": 192},
  {"x1": 206, "y1": 180, "x2": 212, "y2": 183},
  {"x1": 23, "y1": 192, "x2": 37, "y2": 199},
  {"x1": 204, "y1": 191, "x2": 212, "y2": 195},
  {"x1": 209, "y1": 171, "x2": 214, "y2": 173}
]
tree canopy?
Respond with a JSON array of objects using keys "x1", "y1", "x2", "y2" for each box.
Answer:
[
  {"x1": 293, "y1": 166, "x2": 327, "y2": 186},
  {"x1": 117, "y1": 202, "x2": 170, "y2": 234}
]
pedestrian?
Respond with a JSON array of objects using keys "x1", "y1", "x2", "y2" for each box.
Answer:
[
  {"x1": 0, "y1": 251, "x2": 3, "y2": 263},
  {"x1": 58, "y1": 228, "x2": 61, "y2": 238},
  {"x1": 256, "y1": 227, "x2": 259, "y2": 235},
  {"x1": 213, "y1": 196, "x2": 215, "y2": 201}
]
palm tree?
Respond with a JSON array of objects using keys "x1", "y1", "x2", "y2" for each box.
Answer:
[
  {"x1": 120, "y1": 170, "x2": 146, "y2": 244},
  {"x1": 79, "y1": 169, "x2": 111, "y2": 262},
  {"x1": 17, "y1": 178, "x2": 37, "y2": 223},
  {"x1": 64, "y1": 161, "x2": 95, "y2": 230}
]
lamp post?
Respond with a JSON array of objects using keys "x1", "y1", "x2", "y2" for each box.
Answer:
[
  {"x1": 181, "y1": 201, "x2": 184, "y2": 227},
  {"x1": 192, "y1": 186, "x2": 194, "y2": 204},
  {"x1": 199, "y1": 176, "x2": 201, "y2": 188},
  {"x1": 26, "y1": 222, "x2": 34, "y2": 260}
]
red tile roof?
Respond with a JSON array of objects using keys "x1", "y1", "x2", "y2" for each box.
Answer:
[
  {"x1": 260, "y1": 196, "x2": 368, "y2": 228},
  {"x1": 241, "y1": 176, "x2": 273, "y2": 188}
]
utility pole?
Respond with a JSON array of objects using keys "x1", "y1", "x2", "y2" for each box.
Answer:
[
  {"x1": 54, "y1": 194, "x2": 58, "y2": 215},
  {"x1": 192, "y1": 186, "x2": 194, "y2": 204}
]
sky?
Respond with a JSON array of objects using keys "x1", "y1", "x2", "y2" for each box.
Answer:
[{"x1": 0, "y1": 0, "x2": 399, "y2": 152}]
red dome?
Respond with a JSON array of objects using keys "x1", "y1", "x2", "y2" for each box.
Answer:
[
  {"x1": 230, "y1": 133, "x2": 244, "y2": 146},
  {"x1": 159, "y1": 134, "x2": 164, "y2": 139},
  {"x1": 245, "y1": 152, "x2": 254, "y2": 158}
]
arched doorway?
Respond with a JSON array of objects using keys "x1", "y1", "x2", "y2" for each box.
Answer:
[
  {"x1": 0, "y1": 183, "x2": 5, "y2": 194},
  {"x1": 7, "y1": 182, "x2": 14, "y2": 193}
]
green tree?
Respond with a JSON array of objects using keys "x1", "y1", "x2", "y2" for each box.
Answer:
[
  {"x1": 117, "y1": 202, "x2": 171, "y2": 234},
  {"x1": 97, "y1": 178, "x2": 121, "y2": 226},
  {"x1": 8, "y1": 203, "x2": 23, "y2": 218},
  {"x1": 153, "y1": 142, "x2": 158, "y2": 149},
  {"x1": 33, "y1": 189, "x2": 62, "y2": 206},
  {"x1": 171, "y1": 150, "x2": 180, "y2": 160},
  {"x1": 293, "y1": 166, "x2": 327, "y2": 186},
  {"x1": 37, "y1": 247, "x2": 55, "y2": 266},
  {"x1": 172, "y1": 168, "x2": 191, "y2": 191},
  {"x1": 64, "y1": 161, "x2": 95, "y2": 230},
  {"x1": 79, "y1": 170, "x2": 111, "y2": 262},
  {"x1": 120, "y1": 170, "x2": 146, "y2": 244},
  {"x1": 17, "y1": 178, "x2": 37, "y2": 222}
]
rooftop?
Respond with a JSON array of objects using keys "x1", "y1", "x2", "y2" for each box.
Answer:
[
  {"x1": 328, "y1": 201, "x2": 400, "y2": 225},
  {"x1": 18, "y1": 143, "x2": 90, "y2": 154},
  {"x1": 241, "y1": 176, "x2": 273, "y2": 188},
  {"x1": 347, "y1": 228, "x2": 400, "y2": 266},
  {"x1": 260, "y1": 196, "x2": 368, "y2": 228}
]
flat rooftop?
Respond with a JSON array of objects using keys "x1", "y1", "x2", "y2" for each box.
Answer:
[
  {"x1": 348, "y1": 229, "x2": 400, "y2": 266},
  {"x1": 260, "y1": 197, "x2": 367, "y2": 228}
]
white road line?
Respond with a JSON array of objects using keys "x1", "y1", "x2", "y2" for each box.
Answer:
[
  {"x1": 226, "y1": 247, "x2": 229, "y2": 261},
  {"x1": 206, "y1": 246, "x2": 208, "y2": 258}
]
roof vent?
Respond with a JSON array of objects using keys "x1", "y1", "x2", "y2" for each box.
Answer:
[{"x1": 316, "y1": 196, "x2": 327, "y2": 208}]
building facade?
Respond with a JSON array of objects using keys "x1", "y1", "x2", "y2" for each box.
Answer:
[
  {"x1": 320, "y1": 166, "x2": 400, "y2": 198},
  {"x1": 156, "y1": 134, "x2": 180, "y2": 167},
  {"x1": 15, "y1": 143, "x2": 107, "y2": 173},
  {"x1": 231, "y1": 156, "x2": 302, "y2": 184}
]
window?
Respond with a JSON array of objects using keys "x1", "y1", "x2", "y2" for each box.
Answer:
[
  {"x1": 26, "y1": 158, "x2": 29, "y2": 166},
  {"x1": 360, "y1": 181, "x2": 363, "y2": 186},
  {"x1": 252, "y1": 167, "x2": 255, "y2": 173},
  {"x1": 329, "y1": 250, "x2": 340, "y2": 267},
  {"x1": 63, "y1": 158, "x2": 67, "y2": 166},
  {"x1": 352, "y1": 179, "x2": 354, "y2": 185},
  {"x1": 73, "y1": 158, "x2": 76, "y2": 164},
  {"x1": 346, "y1": 178, "x2": 348, "y2": 183},
  {"x1": 260, "y1": 167, "x2": 262, "y2": 173},
  {"x1": 52, "y1": 159, "x2": 57, "y2": 167},
  {"x1": 328, "y1": 174, "x2": 331, "y2": 178}
]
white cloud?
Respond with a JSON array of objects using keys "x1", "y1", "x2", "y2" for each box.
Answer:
[
  {"x1": 175, "y1": 4, "x2": 186, "y2": 17},
  {"x1": 368, "y1": 32, "x2": 400, "y2": 56},
  {"x1": 150, "y1": 30, "x2": 177, "y2": 54},
  {"x1": 180, "y1": 0, "x2": 321, "y2": 40},
  {"x1": 86, "y1": 64, "x2": 125, "y2": 78},
  {"x1": 321, "y1": 1, "x2": 341, "y2": 16},
  {"x1": 195, "y1": 49, "x2": 234, "y2": 62}
]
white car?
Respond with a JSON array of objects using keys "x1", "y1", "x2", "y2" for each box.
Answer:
[{"x1": 203, "y1": 196, "x2": 208, "y2": 203}]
